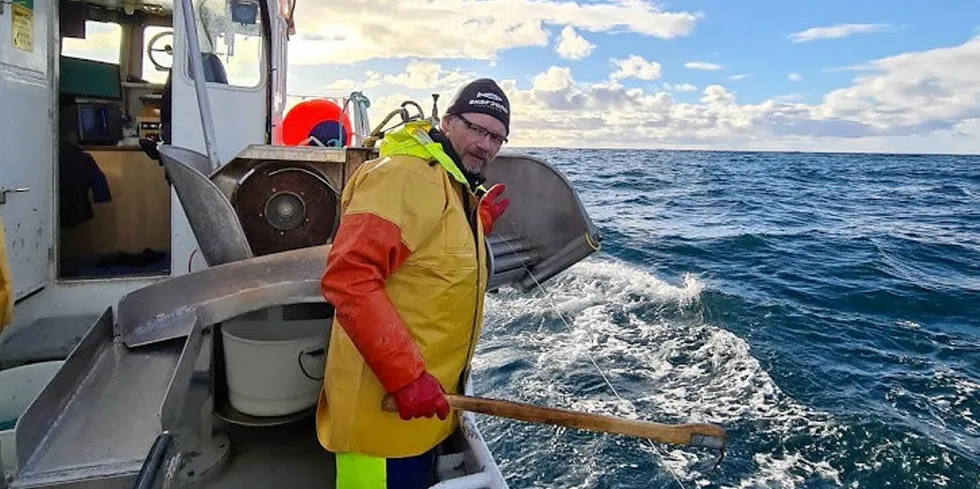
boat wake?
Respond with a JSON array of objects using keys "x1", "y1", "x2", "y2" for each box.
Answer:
[{"x1": 474, "y1": 257, "x2": 844, "y2": 488}]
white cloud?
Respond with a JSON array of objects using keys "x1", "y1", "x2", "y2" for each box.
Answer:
[
  {"x1": 773, "y1": 94, "x2": 804, "y2": 102},
  {"x1": 685, "y1": 61, "x2": 723, "y2": 71},
  {"x1": 820, "y1": 65, "x2": 861, "y2": 74},
  {"x1": 286, "y1": 33, "x2": 980, "y2": 154},
  {"x1": 319, "y1": 60, "x2": 475, "y2": 93},
  {"x1": 384, "y1": 60, "x2": 474, "y2": 89},
  {"x1": 290, "y1": 0, "x2": 700, "y2": 65},
  {"x1": 788, "y1": 73, "x2": 803, "y2": 82},
  {"x1": 487, "y1": 35, "x2": 980, "y2": 153},
  {"x1": 664, "y1": 83, "x2": 698, "y2": 92},
  {"x1": 950, "y1": 118, "x2": 980, "y2": 137},
  {"x1": 555, "y1": 26, "x2": 596, "y2": 60},
  {"x1": 819, "y1": 36, "x2": 980, "y2": 135},
  {"x1": 610, "y1": 55, "x2": 662, "y2": 81},
  {"x1": 322, "y1": 77, "x2": 374, "y2": 92},
  {"x1": 533, "y1": 66, "x2": 576, "y2": 92},
  {"x1": 728, "y1": 74, "x2": 752, "y2": 81},
  {"x1": 700, "y1": 85, "x2": 736, "y2": 106},
  {"x1": 788, "y1": 23, "x2": 890, "y2": 43}
]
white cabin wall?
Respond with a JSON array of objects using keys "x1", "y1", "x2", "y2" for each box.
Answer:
[{"x1": 0, "y1": 0, "x2": 56, "y2": 299}]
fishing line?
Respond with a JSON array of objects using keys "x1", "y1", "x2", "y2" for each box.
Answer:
[{"x1": 494, "y1": 218, "x2": 692, "y2": 489}]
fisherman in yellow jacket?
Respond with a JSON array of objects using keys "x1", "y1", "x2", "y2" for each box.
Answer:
[
  {"x1": 1, "y1": 216, "x2": 14, "y2": 329},
  {"x1": 318, "y1": 79, "x2": 512, "y2": 488}
]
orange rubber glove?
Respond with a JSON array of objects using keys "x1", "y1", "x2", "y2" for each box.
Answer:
[
  {"x1": 390, "y1": 371, "x2": 450, "y2": 420},
  {"x1": 479, "y1": 183, "x2": 510, "y2": 235}
]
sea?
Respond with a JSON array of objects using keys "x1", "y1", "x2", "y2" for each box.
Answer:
[{"x1": 470, "y1": 149, "x2": 980, "y2": 489}]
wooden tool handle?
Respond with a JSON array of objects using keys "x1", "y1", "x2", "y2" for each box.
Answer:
[{"x1": 381, "y1": 393, "x2": 726, "y2": 449}]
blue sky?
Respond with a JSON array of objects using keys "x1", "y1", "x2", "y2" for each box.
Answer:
[
  {"x1": 59, "y1": 1, "x2": 980, "y2": 152},
  {"x1": 648, "y1": 0, "x2": 980, "y2": 104},
  {"x1": 60, "y1": 0, "x2": 978, "y2": 153},
  {"x1": 284, "y1": 0, "x2": 980, "y2": 153}
]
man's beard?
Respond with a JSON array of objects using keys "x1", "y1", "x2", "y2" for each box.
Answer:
[{"x1": 462, "y1": 151, "x2": 489, "y2": 174}]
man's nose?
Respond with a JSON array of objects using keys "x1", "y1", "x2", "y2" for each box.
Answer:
[{"x1": 476, "y1": 133, "x2": 493, "y2": 152}]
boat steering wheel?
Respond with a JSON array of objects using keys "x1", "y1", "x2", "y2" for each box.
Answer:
[{"x1": 147, "y1": 30, "x2": 174, "y2": 71}]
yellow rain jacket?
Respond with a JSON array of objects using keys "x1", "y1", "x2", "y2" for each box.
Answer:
[
  {"x1": 317, "y1": 121, "x2": 490, "y2": 458},
  {"x1": 1, "y1": 217, "x2": 13, "y2": 329}
]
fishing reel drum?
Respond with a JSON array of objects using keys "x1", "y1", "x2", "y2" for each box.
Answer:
[{"x1": 231, "y1": 160, "x2": 339, "y2": 256}]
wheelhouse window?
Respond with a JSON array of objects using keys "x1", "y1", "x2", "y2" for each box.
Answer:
[
  {"x1": 192, "y1": 0, "x2": 265, "y2": 88},
  {"x1": 60, "y1": 21, "x2": 122, "y2": 64},
  {"x1": 142, "y1": 25, "x2": 173, "y2": 84}
]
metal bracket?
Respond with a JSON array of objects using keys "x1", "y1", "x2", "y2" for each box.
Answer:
[{"x1": 0, "y1": 187, "x2": 29, "y2": 205}]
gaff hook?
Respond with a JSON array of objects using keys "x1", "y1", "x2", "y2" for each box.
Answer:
[
  {"x1": 688, "y1": 432, "x2": 727, "y2": 470},
  {"x1": 381, "y1": 392, "x2": 728, "y2": 470}
]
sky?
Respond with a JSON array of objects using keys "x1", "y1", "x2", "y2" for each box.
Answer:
[
  {"x1": 283, "y1": 0, "x2": 980, "y2": 154},
  {"x1": 60, "y1": 1, "x2": 980, "y2": 154}
]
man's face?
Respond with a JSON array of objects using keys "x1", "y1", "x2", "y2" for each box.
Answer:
[{"x1": 442, "y1": 112, "x2": 508, "y2": 175}]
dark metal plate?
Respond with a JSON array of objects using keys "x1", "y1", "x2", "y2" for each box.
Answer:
[{"x1": 233, "y1": 161, "x2": 339, "y2": 256}]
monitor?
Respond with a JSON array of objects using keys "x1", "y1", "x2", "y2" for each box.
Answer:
[{"x1": 60, "y1": 56, "x2": 123, "y2": 101}]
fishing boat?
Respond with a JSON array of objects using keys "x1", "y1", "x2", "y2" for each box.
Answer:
[{"x1": 0, "y1": 0, "x2": 605, "y2": 487}]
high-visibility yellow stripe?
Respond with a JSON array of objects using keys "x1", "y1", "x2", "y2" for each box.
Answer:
[{"x1": 336, "y1": 452, "x2": 386, "y2": 489}]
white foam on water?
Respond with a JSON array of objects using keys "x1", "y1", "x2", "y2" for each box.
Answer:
[
  {"x1": 485, "y1": 259, "x2": 704, "y2": 325},
  {"x1": 478, "y1": 257, "x2": 845, "y2": 488},
  {"x1": 895, "y1": 320, "x2": 921, "y2": 330},
  {"x1": 727, "y1": 453, "x2": 842, "y2": 489}
]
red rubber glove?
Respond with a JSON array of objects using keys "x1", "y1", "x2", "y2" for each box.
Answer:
[
  {"x1": 390, "y1": 371, "x2": 450, "y2": 421},
  {"x1": 479, "y1": 183, "x2": 510, "y2": 235}
]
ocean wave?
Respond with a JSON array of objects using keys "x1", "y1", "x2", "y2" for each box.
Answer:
[
  {"x1": 477, "y1": 259, "x2": 849, "y2": 488},
  {"x1": 473, "y1": 149, "x2": 980, "y2": 488}
]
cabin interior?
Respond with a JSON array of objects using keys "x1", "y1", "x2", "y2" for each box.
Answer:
[
  {"x1": 56, "y1": 0, "x2": 174, "y2": 279},
  {"x1": 55, "y1": 0, "x2": 264, "y2": 280}
]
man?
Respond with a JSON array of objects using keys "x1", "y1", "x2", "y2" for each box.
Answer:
[
  {"x1": 317, "y1": 79, "x2": 512, "y2": 488},
  {"x1": 1, "y1": 216, "x2": 13, "y2": 329}
]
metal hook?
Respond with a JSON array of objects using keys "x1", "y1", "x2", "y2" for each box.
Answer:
[
  {"x1": 712, "y1": 447, "x2": 726, "y2": 471},
  {"x1": 400, "y1": 101, "x2": 425, "y2": 121},
  {"x1": 689, "y1": 432, "x2": 727, "y2": 471}
]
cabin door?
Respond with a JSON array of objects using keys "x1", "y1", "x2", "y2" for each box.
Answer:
[
  {"x1": 170, "y1": 0, "x2": 268, "y2": 162},
  {"x1": 168, "y1": 0, "x2": 270, "y2": 275},
  {"x1": 0, "y1": 0, "x2": 54, "y2": 299}
]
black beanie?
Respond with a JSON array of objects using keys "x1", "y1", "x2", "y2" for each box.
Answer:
[{"x1": 444, "y1": 78, "x2": 511, "y2": 136}]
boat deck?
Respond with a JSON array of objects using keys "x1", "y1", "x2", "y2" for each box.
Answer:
[
  {"x1": 3, "y1": 246, "x2": 513, "y2": 489},
  {"x1": 189, "y1": 417, "x2": 336, "y2": 489},
  {"x1": 4, "y1": 311, "x2": 494, "y2": 489},
  {"x1": 0, "y1": 315, "x2": 98, "y2": 369}
]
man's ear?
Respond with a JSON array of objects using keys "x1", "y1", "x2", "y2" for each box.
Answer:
[{"x1": 440, "y1": 114, "x2": 453, "y2": 132}]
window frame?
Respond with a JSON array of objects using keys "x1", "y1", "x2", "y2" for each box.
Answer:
[{"x1": 177, "y1": 0, "x2": 271, "y2": 94}]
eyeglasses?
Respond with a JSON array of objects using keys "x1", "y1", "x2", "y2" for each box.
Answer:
[{"x1": 455, "y1": 114, "x2": 508, "y2": 146}]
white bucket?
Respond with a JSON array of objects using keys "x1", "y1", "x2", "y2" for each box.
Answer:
[
  {"x1": 221, "y1": 315, "x2": 328, "y2": 417},
  {"x1": 0, "y1": 361, "x2": 65, "y2": 475}
]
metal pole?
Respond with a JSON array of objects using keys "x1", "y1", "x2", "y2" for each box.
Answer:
[
  {"x1": 131, "y1": 432, "x2": 173, "y2": 489},
  {"x1": 179, "y1": 0, "x2": 221, "y2": 172}
]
